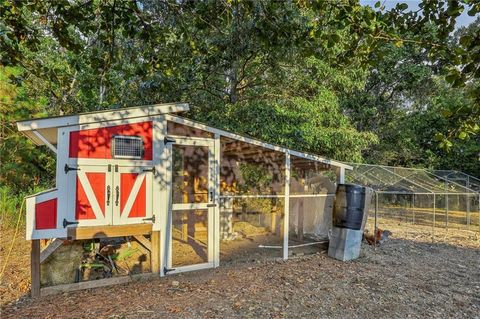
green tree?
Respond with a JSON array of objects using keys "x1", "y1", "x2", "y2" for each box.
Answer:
[{"x1": 0, "y1": 66, "x2": 55, "y2": 189}]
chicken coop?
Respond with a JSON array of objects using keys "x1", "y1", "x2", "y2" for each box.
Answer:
[{"x1": 17, "y1": 103, "x2": 350, "y2": 296}]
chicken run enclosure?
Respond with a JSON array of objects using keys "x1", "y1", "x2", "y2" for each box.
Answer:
[{"x1": 347, "y1": 164, "x2": 480, "y2": 243}]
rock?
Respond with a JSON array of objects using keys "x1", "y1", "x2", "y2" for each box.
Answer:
[
  {"x1": 40, "y1": 242, "x2": 84, "y2": 286},
  {"x1": 172, "y1": 281, "x2": 179, "y2": 287}
]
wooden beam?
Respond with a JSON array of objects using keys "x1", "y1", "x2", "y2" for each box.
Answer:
[
  {"x1": 40, "y1": 273, "x2": 158, "y2": 297},
  {"x1": 40, "y1": 239, "x2": 64, "y2": 264},
  {"x1": 133, "y1": 235, "x2": 151, "y2": 251},
  {"x1": 150, "y1": 231, "x2": 160, "y2": 274},
  {"x1": 67, "y1": 224, "x2": 152, "y2": 240},
  {"x1": 32, "y1": 130, "x2": 57, "y2": 154},
  {"x1": 31, "y1": 240, "x2": 41, "y2": 298}
]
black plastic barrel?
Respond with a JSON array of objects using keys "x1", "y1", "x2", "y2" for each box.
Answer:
[{"x1": 333, "y1": 184, "x2": 367, "y2": 230}]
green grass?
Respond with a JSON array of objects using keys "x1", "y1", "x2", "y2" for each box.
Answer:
[{"x1": 0, "y1": 185, "x2": 43, "y2": 228}]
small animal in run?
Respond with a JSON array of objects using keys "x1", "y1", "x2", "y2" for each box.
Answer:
[{"x1": 363, "y1": 228, "x2": 392, "y2": 245}]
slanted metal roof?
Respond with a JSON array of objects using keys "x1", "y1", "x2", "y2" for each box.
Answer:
[{"x1": 166, "y1": 114, "x2": 352, "y2": 170}]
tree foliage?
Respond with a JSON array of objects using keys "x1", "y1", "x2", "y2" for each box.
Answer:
[{"x1": 0, "y1": 0, "x2": 479, "y2": 193}]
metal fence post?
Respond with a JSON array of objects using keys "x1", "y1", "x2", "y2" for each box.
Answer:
[
  {"x1": 445, "y1": 181, "x2": 449, "y2": 231},
  {"x1": 466, "y1": 194, "x2": 471, "y2": 230},
  {"x1": 374, "y1": 192, "x2": 378, "y2": 248},
  {"x1": 432, "y1": 194, "x2": 436, "y2": 242},
  {"x1": 412, "y1": 194, "x2": 416, "y2": 225}
]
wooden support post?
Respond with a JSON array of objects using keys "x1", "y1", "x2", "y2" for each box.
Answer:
[
  {"x1": 150, "y1": 231, "x2": 160, "y2": 274},
  {"x1": 214, "y1": 133, "x2": 221, "y2": 267},
  {"x1": 31, "y1": 240, "x2": 41, "y2": 298},
  {"x1": 298, "y1": 198, "x2": 304, "y2": 241},
  {"x1": 336, "y1": 167, "x2": 345, "y2": 185},
  {"x1": 283, "y1": 152, "x2": 290, "y2": 260}
]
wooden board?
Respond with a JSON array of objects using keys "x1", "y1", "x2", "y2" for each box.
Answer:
[
  {"x1": 133, "y1": 235, "x2": 152, "y2": 251},
  {"x1": 40, "y1": 238, "x2": 64, "y2": 264},
  {"x1": 67, "y1": 224, "x2": 152, "y2": 240},
  {"x1": 31, "y1": 240, "x2": 41, "y2": 298},
  {"x1": 40, "y1": 273, "x2": 158, "y2": 297},
  {"x1": 150, "y1": 231, "x2": 160, "y2": 274}
]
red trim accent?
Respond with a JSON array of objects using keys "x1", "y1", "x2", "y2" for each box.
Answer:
[
  {"x1": 120, "y1": 173, "x2": 146, "y2": 218},
  {"x1": 35, "y1": 199, "x2": 57, "y2": 230},
  {"x1": 69, "y1": 121, "x2": 153, "y2": 160},
  {"x1": 87, "y1": 172, "x2": 106, "y2": 216}
]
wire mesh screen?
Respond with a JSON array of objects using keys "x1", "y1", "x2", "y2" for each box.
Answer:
[
  {"x1": 286, "y1": 155, "x2": 337, "y2": 256},
  {"x1": 219, "y1": 197, "x2": 284, "y2": 263},
  {"x1": 112, "y1": 135, "x2": 144, "y2": 159},
  {"x1": 218, "y1": 138, "x2": 286, "y2": 263}
]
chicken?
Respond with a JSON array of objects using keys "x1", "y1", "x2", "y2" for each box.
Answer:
[{"x1": 363, "y1": 228, "x2": 392, "y2": 245}]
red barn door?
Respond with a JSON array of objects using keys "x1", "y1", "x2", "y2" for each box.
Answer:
[
  {"x1": 67, "y1": 165, "x2": 113, "y2": 227},
  {"x1": 113, "y1": 166, "x2": 153, "y2": 225}
]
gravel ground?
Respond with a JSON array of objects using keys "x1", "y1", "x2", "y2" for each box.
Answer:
[{"x1": 1, "y1": 228, "x2": 479, "y2": 319}]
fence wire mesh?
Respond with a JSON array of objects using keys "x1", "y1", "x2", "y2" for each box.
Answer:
[{"x1": 347, "y1": 164, "x2": 480, "y2": 244}]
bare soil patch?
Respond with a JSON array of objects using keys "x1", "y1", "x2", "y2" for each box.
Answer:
[{"x1": 1, "y1": 225, "x2": 479, "y2": 318}]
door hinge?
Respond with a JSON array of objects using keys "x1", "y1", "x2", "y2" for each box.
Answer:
[
  {"x1": 64, "y1": 164, "x2": 80, "y2": 174},
  {"x1": 143, "y1": 215, "x2": 156, "y2": 223},
  {"x1": 108, "y1": 164, "x2": 112, "y2": 172},
  {"x1": 63, "y1": 218, "x2": 79, "y2": 228},
  {"x1": 164, "y1": 136, "x2": 176, "y2": 144},
  {"x1": 163, "y1": 266, "x2": 176, "y2": 275},
  {"x1": 142, "y1": 167, "x2": 156, "y2": 174}
]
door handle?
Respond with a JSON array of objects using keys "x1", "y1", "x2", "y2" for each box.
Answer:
[
  {"x1": 207, "y1": 203, "x2": 217, "y2": 207},
  {"x1": 106, "y1": 185, "x2": 111, "y2": 206},
  {"x1": 115, "y1": 186, "x2": 120, "y2": 206}
]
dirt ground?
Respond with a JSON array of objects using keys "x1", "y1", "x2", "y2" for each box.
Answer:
[{"x1": 1, "y1": 224, "x2": 479, "y2": 319}]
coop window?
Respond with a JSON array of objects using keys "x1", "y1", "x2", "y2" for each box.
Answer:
[{"x1": 112, "y1": 135, "x2": 144, "y2": 159}]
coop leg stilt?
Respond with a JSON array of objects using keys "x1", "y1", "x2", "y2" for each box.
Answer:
[
  {"x1": 31, "y1": 240, "x2": 41, "y2": 298},
  {"x1": 150, "y1": 231, "x2": 160, "y2": 274}
]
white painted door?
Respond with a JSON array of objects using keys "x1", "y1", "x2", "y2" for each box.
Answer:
[
  {"x1": 165, "y1": 137, "x2": 216, "y2": 274},
  {"x1": 112, "y1": 166, "x2": 154, "y2": 225}
]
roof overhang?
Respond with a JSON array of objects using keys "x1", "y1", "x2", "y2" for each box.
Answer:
[{"x1": 16, "y1": 103, "x2": 190, "y2": 146}]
